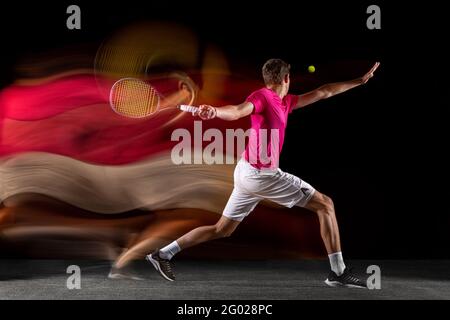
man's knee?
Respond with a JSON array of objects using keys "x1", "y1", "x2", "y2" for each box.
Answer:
[
  {"x1": 214, "y1": 224, "x2": 234, "y2": 238},
  {"x1": 213, "y1": 217, "x2": 240, "y2": 238},
  {"x1": 308, "y1": 192, "x2": 335, "y2": 217},
  {"x1": 319, "y1": 194, "x2": 335, "y2": 216}
]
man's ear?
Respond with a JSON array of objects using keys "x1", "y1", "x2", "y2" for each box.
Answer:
[{"x1": 284, "y1": 74, "x2": 290, "y2": 83}]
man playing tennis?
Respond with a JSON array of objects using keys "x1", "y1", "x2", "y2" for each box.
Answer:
[{"x1": 147, "y1": 59, "x2": 380, "y2": 288}]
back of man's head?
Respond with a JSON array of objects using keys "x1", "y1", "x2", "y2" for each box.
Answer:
[{"x1": 262, "y1": 59, "x2": 290, "y2": 85}]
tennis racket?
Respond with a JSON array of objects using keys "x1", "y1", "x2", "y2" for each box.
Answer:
[{"x1": 109, "y1": 77, "x2": 199, "y2": 118}]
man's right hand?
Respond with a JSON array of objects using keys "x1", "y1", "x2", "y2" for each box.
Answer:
[{"x1": 195, "y1": 104, "x2": 217, "y2": 120}]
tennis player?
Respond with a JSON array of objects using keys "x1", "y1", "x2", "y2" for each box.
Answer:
[{"x1": 147, "y1": 59, "x2": 380, "y2": 288}]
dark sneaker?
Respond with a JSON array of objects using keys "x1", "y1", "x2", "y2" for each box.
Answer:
[
  {"x1": 325, "y1": 268, "x2": 367, "y2": 288},
  {"x1": 146, "y1": 250, "x2": 175, "y2": 281}
]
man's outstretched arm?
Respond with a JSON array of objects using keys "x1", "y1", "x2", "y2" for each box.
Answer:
[
  {"x1": 293, "y1": 62, "x2": 380, "y2": 110},
  {"x1": 195, "y1": 101, "x2": 254, "y2": 121}
]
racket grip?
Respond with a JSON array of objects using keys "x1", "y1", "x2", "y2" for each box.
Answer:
[{"x1": 178, "y1": 105, "x2": 199, "y2": 114}]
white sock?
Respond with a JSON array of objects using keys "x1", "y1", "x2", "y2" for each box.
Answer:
[
  {"x1": 159, "y1": 241, "x2": 181, "y2": 260},
  {"x1": 328, "y1": 251, "x2": 346, "y2": 276}
]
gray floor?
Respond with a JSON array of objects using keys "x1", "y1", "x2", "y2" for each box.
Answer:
[{"x1": 0, "y1": 259, "x2": 449, "y2": 299}]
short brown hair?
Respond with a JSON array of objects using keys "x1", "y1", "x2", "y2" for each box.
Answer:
[{"x1": 262, "y1": 59, "x2": 290, "y2": 85}]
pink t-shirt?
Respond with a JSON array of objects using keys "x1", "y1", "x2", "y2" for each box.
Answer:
[{"x1": 243, "y1": 87, "x2": 299, "y2": 170}]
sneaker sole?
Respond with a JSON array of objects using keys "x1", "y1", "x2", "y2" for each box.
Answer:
[
  {"x1": 325, "y1": 279, "x2": 366, "y2": 289},
  {"x1": 146, "y1": 255, "x2": 174, "y2": 282}
]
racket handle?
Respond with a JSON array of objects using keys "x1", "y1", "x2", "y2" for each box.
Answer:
[{"x1": 178, "y1": 105, "x2": 199, "y2": 114}]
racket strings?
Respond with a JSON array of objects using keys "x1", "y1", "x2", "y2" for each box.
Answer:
[{"x1": 111, "y1": 79, "x2": 160, "y2": 118}]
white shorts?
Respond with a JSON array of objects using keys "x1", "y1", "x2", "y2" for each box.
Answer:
[{"x1": 222, "y1": 159, "x2": 316, "y2": 221}]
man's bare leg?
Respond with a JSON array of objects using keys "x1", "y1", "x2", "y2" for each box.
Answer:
[
  {"x1": 303, "y1": 190, "x2": 347, "y2": 277},
  {"x1": 157, "y1": 215, "x2": 240, "y2": 260},
  {"x1": 176, "y1": 215, "x2": 241, "y2": 250},
  {"x1": 146, "y1": 216, "x2": 240, "y2": 281},
  {"x1": 303, "y1": 191, "x2": 341, "y2": 254},
  {"x1": 304, "y1": 191, "x2": 366, "y2": 287}
]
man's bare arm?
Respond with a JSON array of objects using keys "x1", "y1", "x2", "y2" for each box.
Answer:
[
  {"x1": 196, "y1": 102, "x2": 254, "y2": 121},
  {"x1": 293, "y1": 62, "x2": 380, "y2": 110}
]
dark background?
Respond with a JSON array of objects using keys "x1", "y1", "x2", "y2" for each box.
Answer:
[{"x1": 0, "y1": 1, "x2": 447, "y2": 259}]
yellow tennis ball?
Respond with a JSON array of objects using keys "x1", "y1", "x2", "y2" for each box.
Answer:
[{"x1": 308, "y1": 65, "x2": 315, "y2": 73}]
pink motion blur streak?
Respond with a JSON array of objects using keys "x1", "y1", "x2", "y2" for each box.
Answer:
[{"x1": 0, "y1": 29, "x2": 323, "y2": 264}]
